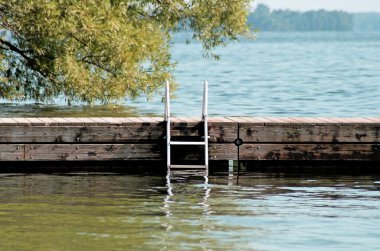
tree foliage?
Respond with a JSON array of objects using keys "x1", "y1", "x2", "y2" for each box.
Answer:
[
  {"x1": 249, "y1": 4, "x2": 353, "y2": 32},
  {"x1": 0, "y1": 0, "x2": 250, "y2": 104}
]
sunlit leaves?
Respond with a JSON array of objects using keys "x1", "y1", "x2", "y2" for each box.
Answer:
[{"x1": 0, "y1": 0, "x2": 250, "y2": 104}]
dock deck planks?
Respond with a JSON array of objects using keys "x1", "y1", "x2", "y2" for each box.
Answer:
[{"x1": 0, "y1": 117, "x2": 379, "y2": 162}]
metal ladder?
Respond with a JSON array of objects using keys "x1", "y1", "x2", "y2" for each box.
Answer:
[{"x1": 165, "y1": 80, "x2": 209, "y2": 173}]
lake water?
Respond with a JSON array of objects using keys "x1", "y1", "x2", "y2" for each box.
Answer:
[
  {"x1": 1, "y1": 32, "x2": 380, "y2": 117},
  {"x1": 0, "y1": 172, "x2": 379, "y2": 250}
]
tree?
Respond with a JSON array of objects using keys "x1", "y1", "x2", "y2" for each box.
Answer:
[{"x1": 0, "y1": 0, "x2": 250, "y2": 104}]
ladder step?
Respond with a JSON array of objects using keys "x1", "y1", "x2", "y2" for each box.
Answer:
[
  {"x1": 169, "y1": 170, "x2": 207, "y2": 176},
  {"x1": 170, "y1": 165, "x2": 207, "y2": 169},
  {"x1": 170, "y1": 141, "x2": 206, "y2": 146}
]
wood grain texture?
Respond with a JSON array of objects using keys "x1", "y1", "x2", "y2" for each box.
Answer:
[
  {"x1": 0, "y1": 118, "x2": 18, "y2": 126},
  {"x1": 0, "y1": 126, "x2": 166, "y2": 143},
  {"x1": 209, "y1": 144, "x2": 238, "y2": 160},
  {"x1": 24, "y1": 144, "x2": 162, "y2": 161},
  {"x1": 0, "y1": 124, "x2": 236, "y2": 143},
  {"x1": 0, "y1": 143, "x2": 232, "y2": 161},
  {"x1": 209, "y1": 117, "x2": 236, "y2": 123},
  {"x1": 25, "y1": 118, "x2": 46, "y2": 126},
  {"x1": 238, "y1": 144, "x2": 380, "y2": 161},
  {"x1": 0, "y1": 145, "x2": 24, "y2": 161},
  {"x1": 239, "y1": 125, "x2": 380, "y2": 143},
  {"x1": 0, "y1": 117, "x2": 379, "y2": 163},
  {"x1": 37, "y1": 118, "x2": 58, "y2": 126},
  {"x1": 86, "y1": 118, "x2": 110, "y2": 126},
  {"x1": 1, "y1": 143, "x2": 379, "y2": 161}
]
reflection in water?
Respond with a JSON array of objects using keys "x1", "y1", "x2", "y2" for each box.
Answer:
[
  {"x1": 162, "y1": 170, "x2": 212, "y2": 248},
  {"x1": 0, "y1": 172, "x2": 379, "y2": 250}
]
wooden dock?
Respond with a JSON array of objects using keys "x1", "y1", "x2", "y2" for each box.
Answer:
[{"x1": 1, "y1": 117, "x2": 380, "y2": 165}]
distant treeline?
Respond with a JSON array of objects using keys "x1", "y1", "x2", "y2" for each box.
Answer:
[
  {"x1": 353, "y1": 13, "x2": 380, "y2": 31},
  {"x1": 248, "y1": 4, "x2": 380, "y2": 32}
]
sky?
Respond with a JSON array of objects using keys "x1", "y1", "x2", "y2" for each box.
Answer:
[{"x1": 252, "y1": 0, "x2": 380, "y2": 13}]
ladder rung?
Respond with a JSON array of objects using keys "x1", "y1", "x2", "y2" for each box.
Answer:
[
  {"x1": 170, "y1": 165, "x2": 206, "y2": 169},
  {"x1": 170, "y1": 141, "x2": 206, "y2": 146}
]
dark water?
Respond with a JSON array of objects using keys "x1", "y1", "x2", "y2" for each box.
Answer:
[
  {"x1": 0, "y1": 172, "x2": 380, "y2": 250},
  {"x1": 1, "y1": 32, "x2": 380, "y2": 117}
]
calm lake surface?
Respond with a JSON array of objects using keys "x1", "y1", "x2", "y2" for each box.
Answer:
[
  {"x1": 0, "y1": 172, "x2": 379, "y2": 250},
  {"x1": 0, "y1": 32, "x2": 380, "y2": 117}
]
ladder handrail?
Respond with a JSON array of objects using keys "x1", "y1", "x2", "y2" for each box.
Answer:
[
  {"x1": 203, "y1": 80, "x2": 209, "y2": 169},
  {"x1": 165, "y1": 81, "x2": 171, "y2": 169},
  {"x1": 202, "y1": 80, "x2": 208, "y2": 119}
]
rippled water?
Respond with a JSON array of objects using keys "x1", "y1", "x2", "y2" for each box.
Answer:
[
  {"x1": 0, "y1": 172, "x2": 379, "y2": 250},
  {"x1": 1, "y1": 32, "x2": 380, "y2": 117}
]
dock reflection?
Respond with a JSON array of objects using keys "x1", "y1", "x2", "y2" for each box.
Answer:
[{"x1": 161, "y1": 169, "x2": 212, "y2": 243}]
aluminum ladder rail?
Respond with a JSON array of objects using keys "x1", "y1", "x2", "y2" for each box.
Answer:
[{"x1": 165, "y1": 80, "x2": 209, "y2": 173}]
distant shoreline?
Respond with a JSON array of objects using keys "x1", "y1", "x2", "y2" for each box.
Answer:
[{"x1": 249, "y1": 4, "x2": 380, "y2": 32}]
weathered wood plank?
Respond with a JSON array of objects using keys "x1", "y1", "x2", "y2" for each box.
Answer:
[
  {"x1": 139, "y1": 117, "x2": 162, "y2": 124},
  {"x1": 185, "y1": 117, "x2": 202, "y2": 123},
  {"x1": 316, "y1": 118, "x2": 343, "y2": 125},
  {"x1": 209, "y1": 122, "x2": 237, "y2": 143},
  {"x1": 286, "y1": 117, "x2": 310, "y2": 125},
  {"x1": 0, "y1": 124, "x2": 234, "y2": 143},
  {"x1": 0, "y1": 118, "x2": 19, "y2": 126},
  {"x1": 347, "y1": 118, "x2": 377, "y2": 124},
  {"x1": 209, "y1": 143, "x2": 238, "y2": 160},
  {"x1": 74, "y1": 118, "x2": 98, "y2": 126},
  {"x1": 237, "y1": 144, "x2": 380, "y2": 161},
  {"x1": 51, "y1": 118, "x2": 71, "y2": 126},
  {"x1": 25, "y1": 118, "x2": 46, "y2": 126},
  {"x1": 61, "y1": 117, "x2": 85, "y2": 126},
  {"x1": 0, "y1": 144, "x2": 24, "y2": 161},
  {"x1": 174, "y1": 117, "x2": 193, "y2": 122},
  {"x1": 2, "y1": 143, "x2": 380, "y2": 162},
  {"x1": 24, "y1": 144, "x2": 162, "y2": 161},
  {"x1": 23, "y1": 144, "x2": 222, "y2": 161},
  {"x1": 0, "y1": 126, "x2": 166, "y2": 143},
  {"x1": 174, "y1": 117, "x2": 201, "y2": 125},
  {"x1": 37, "y1": 118, "x2": 58, "y2": 126},
  {"x1": 87, "y1": 117, "x2": 110, "y2": 126},
  {"x1": 171, "y1": 117, "x2": 185, "y2": 123},
  {"x1": 264, "y1": 117, "x2": 292, "y2": 125},
  {"x1": 300, "y1": 117, "x2": 329, "y2": 125},
  {"x1": 335, "y1": 118, "x2": 355, "y2": 125},
  {"x1": 100, "y1": 117, "x2": 124, "y2": 125},
  {"x1": 0, "y1": 118, "x2": 7, "y2": 126},
  {"x1": 366, "y1": 118, "x2": 380, "y2": 123},
  {"x1": 241, "y1": 117, "x2": 267, "y2": 125},
  {"x1": 149, "y1": 117, "x2": 164, "y2": 122},
  {"x1": 120, "y1": 117, "x2": 142, "y2": 124},
  {"x1": 0, "y1": 143, "x2": 232, "y2": 161},
  {"x1": 239, "y1": 125, "x2": 380, "y2": 143},
  {"x1": 12, "y1": 118, "x2": 31, "y2": 126},
  {"x1": 225, "y1": 117, "x2": 247, "y2": 123},
  {"x1": 209, "y1": 117, "x2": 236, "y2": 123}
]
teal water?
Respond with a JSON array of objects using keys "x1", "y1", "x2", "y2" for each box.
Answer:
[
  {"x1": 0, "y1": 172, "x2": 379, "y2": 250},
  {"x1": 1, "y1": 32, "x2": 380, "y2": 117},
  {"x1": 140, "y1": 31, "x2": 380, "y2": 117}
]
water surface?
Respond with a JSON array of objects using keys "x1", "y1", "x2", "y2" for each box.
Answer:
[{"x1": 1, "y1": 172, "x2": 379, "y2": 250}]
